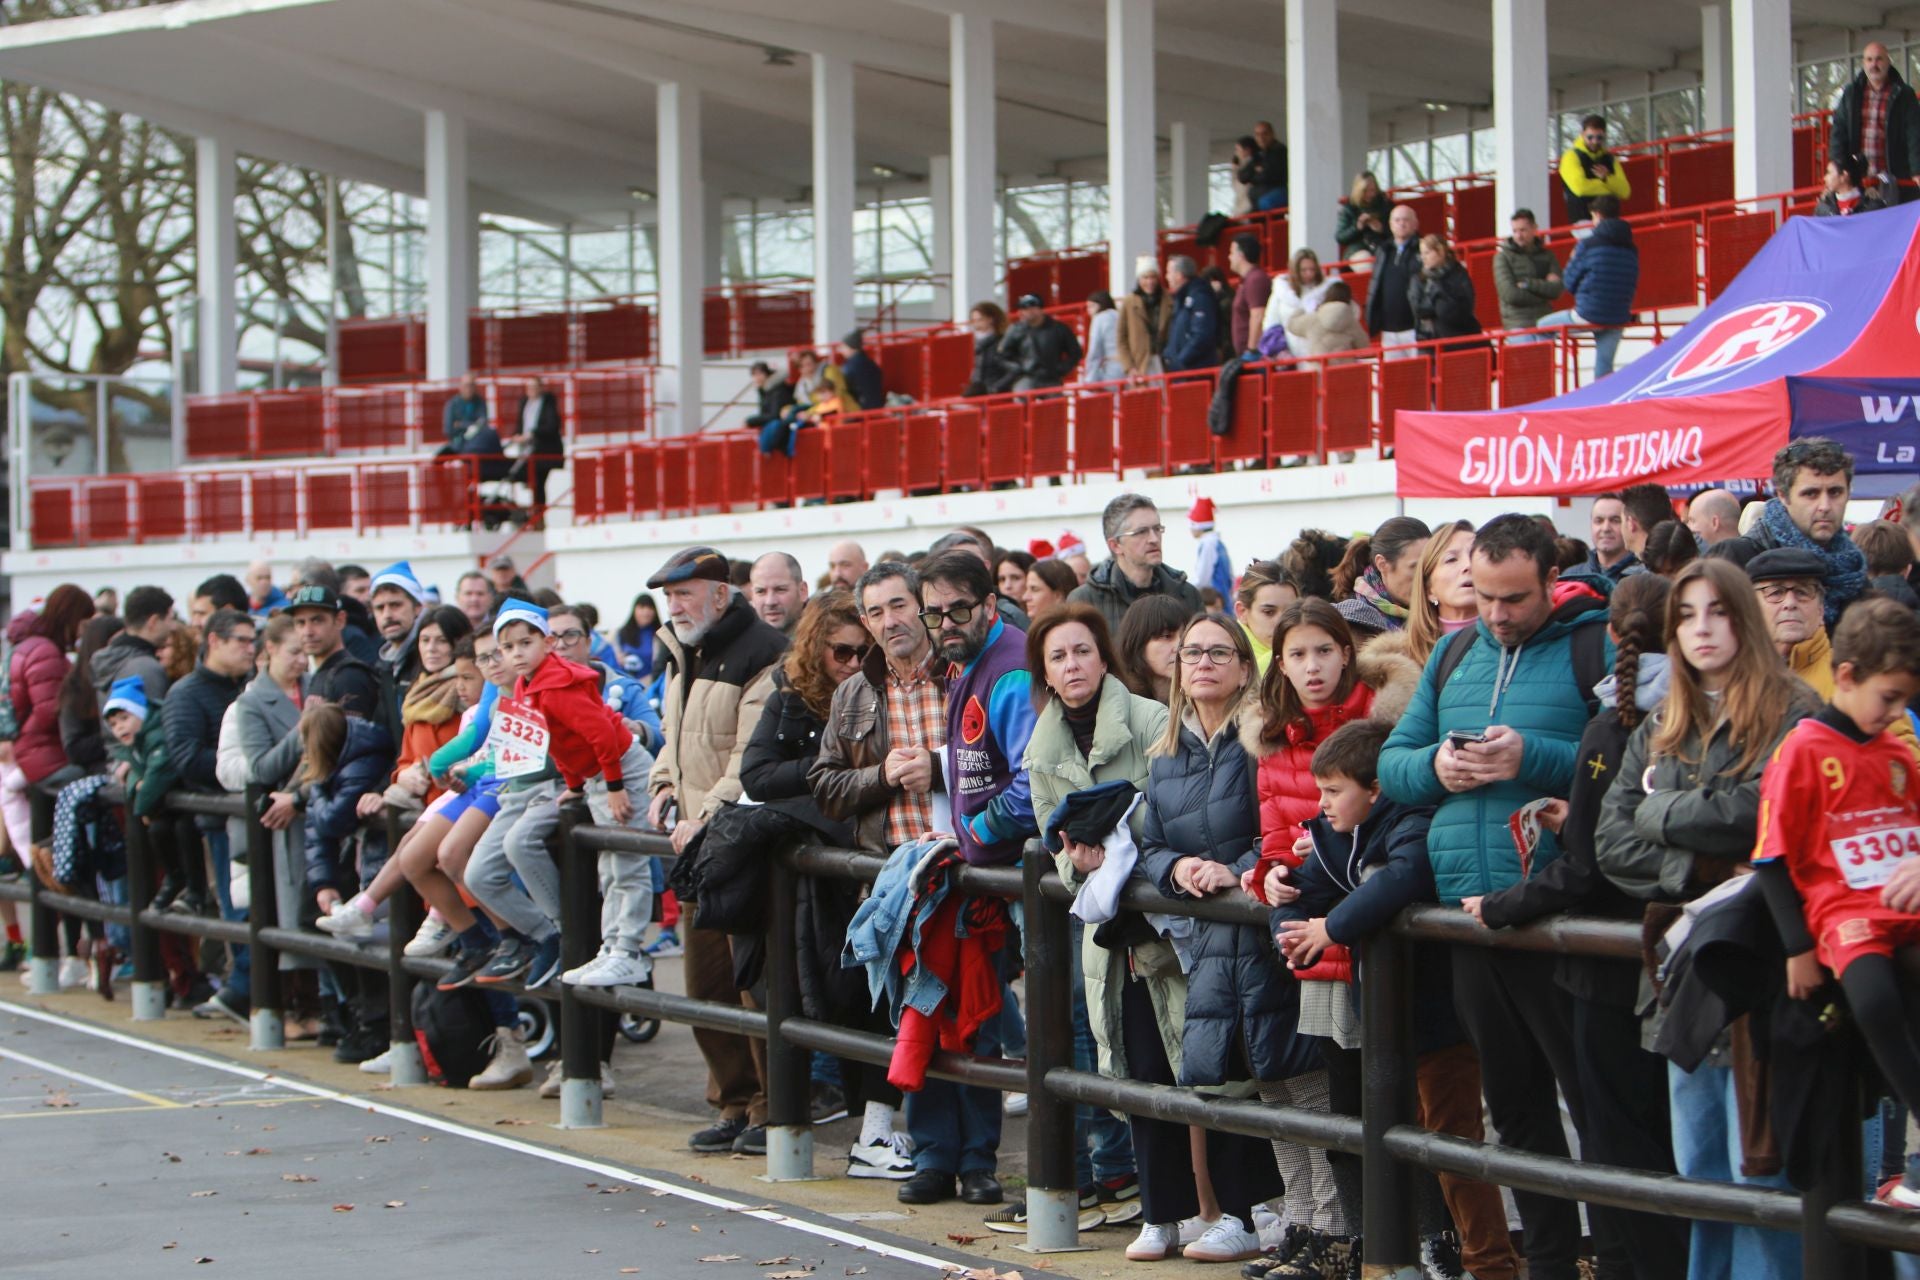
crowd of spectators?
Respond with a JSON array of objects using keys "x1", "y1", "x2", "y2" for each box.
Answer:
[{"x1": 8, "y1": 432, "x2": 1920, "y2": 1277}]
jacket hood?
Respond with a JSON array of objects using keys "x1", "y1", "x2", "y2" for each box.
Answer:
[
  {"x1": 1588, "y1": 217, "x2": 1634, "y2": 248},
  {"x1": 1238, "y1": 643, "x2": 1421, "y2": 760},
  {"x1": 1475, "y1": 589, "x2": 1608, "y2": 651},
  {"x1": 518, "y1": 652, "x2": 603, "y2": 699},
  {"x1": 92, "y1": 631, "x2": 156, "y2": 677},
  {"x1": 657, "y1": 591, "x2": 763, "y2": 665},
  {"x1": 5, "y1": 612, "x2": 36, "y2": 645},
  {"x1": 1595, "y1": 651, "x2": 1672, "y2": 713},
  {"x1": 1499, "y1": 236, "x2": 1553, "y2": 257}
]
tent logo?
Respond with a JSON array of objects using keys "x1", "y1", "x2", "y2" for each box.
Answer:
[{"x1": 1659, "y1": 301, "x2": 1827, "y2": 387}]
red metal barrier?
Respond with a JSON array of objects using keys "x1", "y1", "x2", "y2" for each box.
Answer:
[{"x1": 1705, "y1": 210, "x2": 1778, "y2": 300}]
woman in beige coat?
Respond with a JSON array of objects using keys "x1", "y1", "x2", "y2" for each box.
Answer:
[{"x1": 1115, "y1": 255, "x2": 1173, "y2": 377}]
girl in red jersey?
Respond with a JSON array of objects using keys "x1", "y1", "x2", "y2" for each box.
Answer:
[{"x1": 1753, "y1": 597, "x2": 1920, "y2": 1206}]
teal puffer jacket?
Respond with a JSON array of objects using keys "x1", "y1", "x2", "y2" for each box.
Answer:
[{"x1": 1378, "y1": 598, "x2": 1612, "y2": 905}]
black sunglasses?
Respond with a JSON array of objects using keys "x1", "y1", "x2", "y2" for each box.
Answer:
[{"x1": 828, "y1": 642, "x2": 874, "y2": 664}]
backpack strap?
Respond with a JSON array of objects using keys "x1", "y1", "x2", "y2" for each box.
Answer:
[
  {"x1": 1567, "y1": 620, "x2": 1610, "y2": 719},
  {"x1": 1431, "y1": 626, "x2": 1478, "y2": 696}
]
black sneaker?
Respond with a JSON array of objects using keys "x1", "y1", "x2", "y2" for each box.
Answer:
[
  {"x1": 732, "y1": 1124, "x2": 768, "y2": 1156},
  {"x1": 690, "y1": 1113, "x2": 748, "y2": 1153},
  {"x1": 332, "y1": 1022, "x2": 388, "y2": 1064},
  {"x1": 473, "y1": 937, "x2": 534, "y2": 986},
  {"x1": 811, "y1": 1081, "x2": 848, "y2": 1123},
  {"x1": 437, "y1": 944, "x2": 494, "y2": 991},
  {"x1": 1096, "y1": 1171, "x2": 1140, "y2": 1202}
]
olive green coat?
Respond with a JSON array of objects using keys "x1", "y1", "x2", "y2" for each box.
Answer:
[{"x1": 1024, "y1": 674, "x2": 1185, "y2": 1081}]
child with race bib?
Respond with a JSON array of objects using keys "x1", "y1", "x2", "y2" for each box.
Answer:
[
  {"x1": 1753, "y1": 596, "x2": 1920, "y2": 1209},
  {"x1": 489, "y1": 599, "x2": 658, "y2": 988}
]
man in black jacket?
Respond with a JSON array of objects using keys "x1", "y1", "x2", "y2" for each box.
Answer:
[
  {"x1": 1000, "y1": 295, "x2": 1084, "y2": 391},
  {"x1": 506, "y1": 374, "x2": 565, "y2": 516},
  {"x1": 291, "y1": 586, "x2": 382, "y2": 722},
  {"x1": 1067, "y1": 493, "x2": 1203, "y2": 634},
  {"x1": 1830, "y1": 42, "x2": 1920, "y2": 199},
  {"x1": 744, "y1": 361, "x2": 796, "y2": 454},
  {"x1": 1365, "y1": 205, "x2": 1423, "y2": 355},
  {"x1": 164, "y1": 607, "x2": 256, "y2": 1021}
]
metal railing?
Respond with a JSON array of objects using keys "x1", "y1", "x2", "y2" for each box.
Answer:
[{"x1": 5, "y1": 783, "x2": 1918, "y2": 1270}]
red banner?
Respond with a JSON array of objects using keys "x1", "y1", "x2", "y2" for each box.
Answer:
[{"x1": 1394, "y1": 383, "x2": 1790, "y2": 498}]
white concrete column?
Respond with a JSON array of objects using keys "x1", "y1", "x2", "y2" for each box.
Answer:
[
  {"x1": 1492, "y1": 0, "x2": 1549, "y2": 228},
  {"x1": 1106, "y1": 0, "x2": 1155, "y2": 296},
  {"x1": 424, "y1": 110, "x2": 471, "y2": 380},
  {"x1": 704, "y1": 188, "x2": 727, "y2": 288},
  {"x1": 1732, "y1": 0, "x2": 1792, "y2": 199},
  {"x1": 949, "y1": 14, "x2": 996, "y2": 320},
  {"x1": 1169, "y1": 121, "x2": 1210, "y2": 226},
  {"x1": 1285, "y1": 0, "x2": 1342, "y2": 261},
  {"x1": 928, "y1": 154, "x2": 954, "y2": 320},
  {"x1": 657, "y1": 82, "x2": 704, "y2": 436},
  {"x1": 1701, "y1": 4, "x2": 1734, "y2": 133},
  {"x1": 811, "y1": 53, "x2": 857, "y2": 344},
  {"x1": 1342, "y1": 89, "x2": 1372, "y2": 193},
  {"x1": 195, "y1": 136, "x2": 237, "y2": 395}
]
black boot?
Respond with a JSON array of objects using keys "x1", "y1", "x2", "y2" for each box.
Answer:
[{"x1": 150, "y1": 872, "x2": 185, "y2": 912}]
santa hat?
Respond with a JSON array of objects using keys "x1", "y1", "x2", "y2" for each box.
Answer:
[
  {"x1": 492, "y1": 598, "x2": 551, "y2": 638},
  {"x1": 370, "y1": 560, "x2": 427, "y2": 604},
  {"x1": 1028, "y1": 538, "x2": 1056, "y2": 561},
  {"x1": 1189, "y1": 497, "x2": 1216, "y2": 530},
  {"x1": 1056, "y1": 529, "x2": 1088, "y2": 560},
  {"x1": 102, "y1": 676, "x2": 148, "y2": 722}
]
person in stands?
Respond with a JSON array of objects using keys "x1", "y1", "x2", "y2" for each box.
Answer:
[
  {"x1": 1409, "y1": 236, "x2": 1481, "y2": 347},
  {"x1": 442, "y1": 373, "x2": 489, "y2": 448},
  {"x1": 1365, "y1": 205, "x2": 1422, "y2": 357},
  {"x1": 745, "y1": 361, "x2": 797, "y2": 454},
  {"x1": 1557, "y1": 193, "x2": 1639, "y2": 378},
  {"x1": 1261, "y1": 249, "x2": 1331, "y2": 352},
  {"x1": 1070, "y1": 494, "x2": 1203, "y2": 637},
  {"x1": 1241, "y1": 120, "x2": 1288, "y2": 212},
  {"x1": 505, "y1": 374, "x2": 564, "y2": 520},
  {"x1": 1117, "y1": 258, "x2": 1171, "y2": 378},
  {"x1": 1815, "y1": 152, "x2": 1888, "y2": 217},
  {"x1": 1558, "y1": 114, "x2": 1632, "y2": 222},
  {"x1": 1492, "y1": 209, "x2": 1564, "y2": 335},
  {"x1": 1335, "y1": 172, "x2": 1391, "y2": 261},
  {"x1": 1082, "y1": 292, "x2": 1124, "y2": 383},
  {"x1": 1227, "y1": 234, "x2": 1272, "y2": 361},
  {"x1": 965, "y1": 302, "x2": 1017, "y2": 396},
  {"x1": 1162, "y1": 256, "x2": 1220, "y2": 373},
  {"x1": 1830, "y1": 41, "x2": 1920, "y2": 200},
  {"x1": 999, "y1": 295, "x2": 1083, "y2": 391},
  {"x1": 839, "y1": 331, "x2": 885, "y2": 411}
]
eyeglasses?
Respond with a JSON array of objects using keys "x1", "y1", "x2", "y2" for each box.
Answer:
[
  {"x1": 1120, "y1": 523, "x2": 1166, "y2": 540},
  {"x1": 828, "y1": 642, "x2": 874, "y2": 664},
  {"x1": 1758, "y1": 583, "x2": 1821, "y2": 603},
  {"x1": 1177, "y1": 645, "x2": 1240, "y2": 666},
  {"x1": 551, "y1": 627, "x2": 587, "y2": 643},
  {"x1": 475, "y1": 649, "x2": 504, "y2": 665},
  {"x1": 919, "y1": 602, "x2": 979, "y2": 628}
]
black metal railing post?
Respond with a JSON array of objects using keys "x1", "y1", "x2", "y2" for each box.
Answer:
[
  {"x1": 242, "y1": 785, "x2": 283, "y2": 1048},
  {"x1": 762, "y1": 851, "x2": 814, "y2": 1179},
  {"x1": 556, "y1": 798, "x2": 605, "y2": 1128},
  {"x1": 1359, "y1": 926, "x2": 1419, "y2": 1270},
  {"x1": 383, "y1": 807, "x2": 427, "y2": 1085},
  {"x1": 25, "y1": 787, "x2": 57, "y2": 994},
  {"x1": 121, "y1": 802, "x2": 167, "y2": 1018},
  {"x1": 1021, "y1": 842, "x2": 1080, "y2": 1252}
]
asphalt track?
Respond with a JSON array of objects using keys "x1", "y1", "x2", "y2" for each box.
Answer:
[{"x1": 0, "y1": 1000, "x2": 989, "y2": 1279}]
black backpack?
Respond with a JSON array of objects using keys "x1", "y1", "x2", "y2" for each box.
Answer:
[
  {"x1": 1432, "y1": 618, "x2": 1610, "y2": 719},
  {"x1": 410, "y1": 985, "x2": 495, "y2": 1087}
]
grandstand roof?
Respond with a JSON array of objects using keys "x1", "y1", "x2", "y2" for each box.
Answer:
[{"x1": 0, "y1": 0, "x2": 1878, "y2": 225}]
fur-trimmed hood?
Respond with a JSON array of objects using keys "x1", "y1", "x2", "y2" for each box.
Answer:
[{"x1": 1238, "y1": 643, "x2": 1422, "y2": 760}]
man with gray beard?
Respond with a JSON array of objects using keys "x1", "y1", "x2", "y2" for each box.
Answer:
[{"x1": 644, "y1": 546, "x2": 790, "y2": 1156}]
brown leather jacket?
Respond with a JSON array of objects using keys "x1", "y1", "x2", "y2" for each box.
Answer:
[{"x1": 806, "y1": 647, "x2": 943, "y2": 854}]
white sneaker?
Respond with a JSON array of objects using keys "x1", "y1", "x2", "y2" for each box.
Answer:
[
  {"x1": 562, "y1": 950, "x2": 653, "y2": 987},
  {"x1": 1176, "y1": 1216, "x2": 1218, "y2": 1247},
  {"x1": 537, "y1": 1059, "x2": 617, "y2": 1098},
  {"x1": 317, "y1": 899, "x2": 375, "y2": 940},
  {"x1": 1126, "y1": 1222, "x2": 1180, "y2": 1262},
  {"x1": 403, "y1": 915, "x2": 456, "y2": 958},
  {"x1": 847, "y1": 1132, "x2": 915, "y2": 1180},
  {"x1": 358, "y1": 1047, "x2": 393, "y2": 1075},
  {"x1": 468, "y1": 1027, "x2": 533, "y2": 1090},
  {"x1": 1003, "y1": 1091, "x2": 1029, "y2": 1116},
  {"x1": 56, "y1": 956, "x2": 88, "y2": 990},
  {"x1": 1181, "y1": 1214, "x2": 1262, "y2": 1263},
  {"x1": 1252, "y1": 1203, "x2": 1286, "y2": 1250}
]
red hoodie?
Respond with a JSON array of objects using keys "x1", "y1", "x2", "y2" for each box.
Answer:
[{"x1": 514, "y1": 653, "x2": 634, "y2": 791}]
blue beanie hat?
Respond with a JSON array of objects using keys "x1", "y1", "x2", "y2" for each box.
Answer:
[
  {"x1": 102, "y1": 676, "x2": 149, "y2": 722},
  {"x1": 371, "y1": 560, "x2": 427, "y2": 604},
  {"x1": 493, "y1": 599, "x2": 550, "y2": 638}
]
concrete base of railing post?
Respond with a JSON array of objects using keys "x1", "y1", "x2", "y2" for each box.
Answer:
[
  {"x1": 249, "y1": 1008, "x2": 284, "y2": 1051},
  {"x1": 130, "y1": 981, "x2": 168, "y2": 1021},
  {"x1": 555, "y1": 1078, "x2": 604, "y2": 1130},
  {"x1": 386, "y1": 1039, "x2": 427, "y2": 1087},
  {"x1": 758, "y1": 1126, "x2": 820, "y2": 1182},
  {"x1": 1014, "y1": 1188, "x2": 1088, "y2": 1254},
  {"x1": 1361, "y1": 1266, "x2": 1423, "y2": 1279},
  {"x1": 25, "y1": 956, "x2": 57, "y2": 996}
]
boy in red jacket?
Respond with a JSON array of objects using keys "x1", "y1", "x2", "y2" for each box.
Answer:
[{"x1": 494, "y1": 600, "x2": 657, "y2": 988}]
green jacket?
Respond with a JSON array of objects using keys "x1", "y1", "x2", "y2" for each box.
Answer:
[
  {"x1": 1490, "y1": 237, "x2": 1565, "y2": 331},
  {"x1": 111, "y1": 704, "x2": 178, "y2": 819},
  {"x1": 1024, "y1": 674, "x2": 1184, "y2": 1081}
]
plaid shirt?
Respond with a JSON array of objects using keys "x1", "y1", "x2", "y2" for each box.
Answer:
[
  {"x1": 883, "y1": 651, "x2": 947, "y2": 848},
  {"x1": 1863, "y1": 81, "x2": 1892, "y2": 178}
]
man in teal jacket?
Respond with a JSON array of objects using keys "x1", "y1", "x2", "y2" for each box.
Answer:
[{"x1": 1378, "y1": 512, "x2": 1613, "y2": 1280}]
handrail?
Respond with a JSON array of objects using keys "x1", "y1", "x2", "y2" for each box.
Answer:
[{"x1": 11, "y1": 777, "x2": 1914, "y2": 1270}]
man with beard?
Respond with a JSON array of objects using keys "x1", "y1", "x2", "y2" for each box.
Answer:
[
  {"x1": 888, "y1": 550, "x2": 1036, "y2": 1208},
  {"x1": 645, "y1": 547, "x2": 789, "y2": 1157}
]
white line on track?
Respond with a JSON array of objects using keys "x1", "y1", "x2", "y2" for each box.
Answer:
[
  {"x1": 0, "y1": 1000, "x2": 967, "y2": 1272},
  {"x1": 0, "y1": 1040, "x2": 180, "y2": 1107}
]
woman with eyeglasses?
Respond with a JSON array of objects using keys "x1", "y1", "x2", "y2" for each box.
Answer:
[{"x1": 1136, "y1": 613, "x2": 1291, "y2": 1263}]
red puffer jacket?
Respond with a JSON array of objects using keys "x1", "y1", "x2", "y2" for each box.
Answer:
[{"x1": 8, "y1": 620, "x2": 72, "y2": 785}]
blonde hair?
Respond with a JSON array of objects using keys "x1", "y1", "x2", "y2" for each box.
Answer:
[
  {"x1": 1418, "y1": 234, "x2": 1456, "y2": 265},
  {"x1": 1349, "y1": 171, "x2": 1382, "y2": 206},
  {"x1": 297, "y1": 702, "x2": 348, "y2": 788},
  {"x1": 1405, "y1": 520, "x2": 1476, "y2": 666},
  {"x1": 1154, "y1": 613, "x2": 1258, "y2": 757}
]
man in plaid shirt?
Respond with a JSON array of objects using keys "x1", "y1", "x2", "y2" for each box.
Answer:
[{"x1": 1831, "y1": 41, "x2": 1920, "y2": 198}]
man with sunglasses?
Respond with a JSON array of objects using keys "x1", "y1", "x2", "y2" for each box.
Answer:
[
  {"x1": 1558, "y1": 113, "x2": 1631, "y2": 223},
  {"x1": 1069, "y1": 493, "x2": 1203, "y2": 636}
]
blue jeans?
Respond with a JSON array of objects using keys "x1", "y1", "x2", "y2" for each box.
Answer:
[
  {"x1": 1071, "y1": 921, "x2": 1136, "y2": 1184},
  {"x1": 1667, "y1": 1060, "x2": 1799, "y2": 1280},
  {"x1": 906, "y1": 1002, "x2": 1005, "y2": 1176},
  {"x1": 1000, "y1": 982, "x2": 1028, "y2": 1059},
  {"x1": 1592, "y1": 327, "x2": 1624, "y2": 377},
  {"x1": 204, "y1": 825, "x2": 249, "y2": 1000},
  {"x1": 758, "y1": 414, "x2": 804, "y2": 457},
  {"x1": 1256, "y1": 188, "x2": 1287, "y2": 212}
]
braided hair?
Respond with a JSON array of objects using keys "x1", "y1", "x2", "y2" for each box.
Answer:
[{"x1": 1607, "y1": 573, "x2": 1671, "y2": 731}]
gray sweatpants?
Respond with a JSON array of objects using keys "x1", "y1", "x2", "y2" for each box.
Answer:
[
  {"x1": 501, "y1": 740, "x2": 656, "y2": 955},
  {"x1": 466, "y1": 779, "x2": 562, "y2": 941}
]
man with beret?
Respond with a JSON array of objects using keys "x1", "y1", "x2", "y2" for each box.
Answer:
[
  {"x1": 1748, "y1": 547, "x2": 1836, "y2": 694},
  {"x1": 998, "y1": 294, "x2": 1083, "y2": 391},
  {"x1": 644, "y1": 546, "x2": 790, "y2": 1157}
]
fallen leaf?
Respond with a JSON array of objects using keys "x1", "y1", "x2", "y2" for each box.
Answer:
[
  {"x1": 162, "y1": 1243, "x2": 177, "y2": 1251},
  {"x1": 766, "y1": 1271, "x2": 814, "y2": 1278},
  {"x1": 43, "y1": 1090, "x2": 74, "y2": 1108},
  {"x1": 596, "y1": 1185, "x2": 629, "y2": 1195},
  {"x1": 584, "y1": 1248, "x2": 601, "y2": 1254},
  {"x1": 697, "y1": 1255, "x2": 743, "y2": 1264},
  {"x1": 845, "y1": 1269, "x2": 868, "y2": 1276},
  {"x1": 946, "y1": 1234, "x2": 983, "y2": 1246},
  {"x1": 383, "y1": 1201, "x2": 406, "y2": 1209},
  {"x1": 245, "y1": 1148, "x2": 270, "y2": 1155},
  {"x1": 493, "y1": 1118, "x2": 533, "y2": 1126},
  {"x1": 686, "y1": 1173, "x2": 710, "y2": 1185},
  {"x1": 653, "y1": 1221, "x2": 668, "y2": 1228},
  {"x1": 194, "y1": 1257, "x2": 214, "y2": 1265},
  {"x1": 689, "y1": 1225, "x2": 702, "y2": 1234},
  {"x1": 190, "y1": 1190, "x2": 218, "y2": 1198},
  {"x1": 649, "y1": 1189, "x2": 670, "y2": 1197},
  {"x1": 163, "y1": 1153, "x2": 183, "y2": 1163},
  {"x1": 758, "y1": 1259, "x2": 796, "y2": 1267},
  {"x1": 332, "y1": 1204, "x2": 355, "y2": 1212},
  {"x1": 281, "y1": 1174, "x2": 317, "y2": 1183},
  {"x1": 364, "y1": 1135, "x2": 390, "y2": 1144}
]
